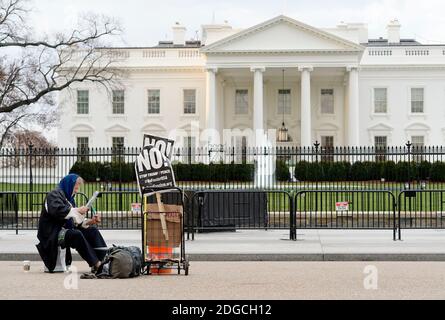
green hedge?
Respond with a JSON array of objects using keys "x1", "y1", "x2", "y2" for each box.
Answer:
[
  {"x1": 70, "y1": 160, "x2": 445, "y2": 183},
  {"x1": 70, "y1": 161, "x2": 136, "y2": 182},
  {"x1": 173, "y1": 163, "x2": 255, "y2": 182},
  {"x1": 294, "y1": 160, "x2": 445, "y2": 182},
  {"x1": 276, "y1": 160, "x2": 290, "y2": 182},
  {"x1": 70, "y1": 161, "x2": 256, "y2": 183}
]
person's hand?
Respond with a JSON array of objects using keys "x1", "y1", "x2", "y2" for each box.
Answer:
[
  {"x1": 77, "y1": 206, "x2": 89, "y2": 215},
  {"x1": 92, "y1": 214, "x2": 101, "y2": 224},
  {"x1": 89, "y1": 214, "x2": 101, "y2": 225}
]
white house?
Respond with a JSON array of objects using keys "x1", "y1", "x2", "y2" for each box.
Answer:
[{"x1": 57, "y1": 15, "x2": 445, "y2": 151}]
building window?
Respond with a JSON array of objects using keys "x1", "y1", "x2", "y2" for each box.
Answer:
[
  {"x1": 182, "y1": 136, "x2": 196, "y2": 164},
  {"x1": 374, "y1": 136, "x2": 387, "y2": 162},
  {"x1": 235, "y1": 89, "x2": 248, "y2": 115},
  {"x1": 321, "y1": 136, "x2": 334, "y2": 162},
  {"x1": 76, "y1": 137, "x2": 89, "y2": 162},
  {"x1": 148, "y1": 90, "x2": 160, "y2": 114},
  {"x1": 278, "y1": 89, "x2": 291, "y2": 115},
  {"x1": 374, "y1": 88, "x2": 387, "y2": 113},
  {"x1": 412, "y1": 135, "x2": 425, "y2": 162},
  {"x1": 112, "y1": 137, "x2": 125, "y2": 162},
  {"x1": 77, "y1": 90, "x2": 89, "y2": 114},
  {"x1": 184, "y1": 89, "x2": 196, "y2": 114},
  {"x1": 321, "y1": 89, "x2": 334, "y2": 114},
  {"x1": 411, "y1": 88, "x2": 424, "y2": 113},
  {"x1": 112, "y1": 90, "x2": 125, "y2": 114}
]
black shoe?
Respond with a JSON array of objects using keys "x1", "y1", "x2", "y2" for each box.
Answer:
[{"x1": 91, "y1": 262, "x2": 104, "y2": 274}]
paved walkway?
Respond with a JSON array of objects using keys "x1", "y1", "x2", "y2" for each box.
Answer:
[
  {"x1": 2, "y1": 229, "x2": 445, "y2": 261},
  {"x1": 2, "y1": 261, "x2": 445, "y2": 300}
]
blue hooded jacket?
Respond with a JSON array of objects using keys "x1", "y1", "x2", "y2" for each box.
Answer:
[
  {"x1": 59, "y1": 174, "x2": 79, "y2": 207},
  {"x1": 58, "y1": 174, "x2": 79, "y2": 229}
]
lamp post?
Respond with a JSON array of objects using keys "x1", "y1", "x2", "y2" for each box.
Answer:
[{"x1": 277, "y1": 69, "x2": 289, "y2": 143}]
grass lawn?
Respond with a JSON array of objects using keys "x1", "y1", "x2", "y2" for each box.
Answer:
[{"x1": 1, "y1": 181, "x2": 445, "y2": 213}]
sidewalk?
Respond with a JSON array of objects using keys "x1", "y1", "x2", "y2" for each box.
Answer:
[{"x1": 2, "y1": 229, "x2": 445, "y2": 261}]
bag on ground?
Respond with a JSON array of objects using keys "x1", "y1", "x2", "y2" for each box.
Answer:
[{"x1": 97, "y1": 245, "x2": 142, "y2": 279}]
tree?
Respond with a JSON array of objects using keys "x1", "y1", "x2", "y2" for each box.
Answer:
[
  {"x1": 0, "y1": 0, "x2": 122, "y2": 147},
  {"x1": 2, "y1": 129, "x2": 57, "y2": 168}
]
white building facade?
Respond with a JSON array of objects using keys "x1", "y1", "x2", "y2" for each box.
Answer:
[{"x1": 58, "y1": 15, "x2": 445, "y2": 150}]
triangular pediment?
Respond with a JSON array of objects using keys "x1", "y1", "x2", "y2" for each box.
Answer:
[
  {"x1": 405, "y1": 122, "x2": 430, "y2": 131},
  {"x1": 368, "y1": 123, "x2": 394, "y2": 131},
  {"x1": 70, "y1": 123, "x2": 95, "y2": 132},
  {"x1": 105, "y1": 124, "x2": 130, "y2": 133},
  {"x1": 202, "y1": 15, "x2": 364, "y2": 53}
]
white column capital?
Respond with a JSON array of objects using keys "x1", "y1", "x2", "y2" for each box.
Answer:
[
  {"x1": 346, "y1": 65, "x2": 360, "y2": 72},
  {"x1": 298, "y1": 65, "x2": 314, "y2": 72},
  {"x1": 250, "y1": 66, "x2": 266, "y2": 73},
  {"x1": 205, "y1": 67, "x2": 218, "y2": 73}
]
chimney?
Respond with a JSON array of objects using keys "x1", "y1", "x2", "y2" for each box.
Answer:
[
  {"x1": 387, "y1": 19, "x2": 401, "y2": 44},
  {"x1": 173, "y1": 22, "x2": 186, "y2": 46}
]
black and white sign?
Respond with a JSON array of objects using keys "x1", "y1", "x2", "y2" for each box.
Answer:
[
  {"x1": 135, "y1": 145, "x2": 176, "y2": 196},
  {"x1": 143, "y1": 134, "x2": 175, "y2": 160}
]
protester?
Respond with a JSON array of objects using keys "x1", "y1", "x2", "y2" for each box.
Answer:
[{"x1": 36, "y1": 174, "x2": 107, "y2": 273}]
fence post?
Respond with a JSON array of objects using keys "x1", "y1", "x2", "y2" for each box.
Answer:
[
  {"x1": 314, "y1": 141, "x2": 320, "y2": 213},
  {"x1": 406, "y1": 141, "x2": 412, "y2": 190},
  {"x1": 208, "y1": 147, "x2": 212, "y2": 190},
  {"x1": 290, "y1": 194, "x2": 296, "y2": 241},
  {"x1": 118, "y1": 143, "x2": 123, "y2": 212},
  {"x1": 28, "y1": 144, "x2": 33, "y2": 214}
]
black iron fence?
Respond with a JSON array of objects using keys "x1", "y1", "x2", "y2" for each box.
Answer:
[
  {"x1": 1, "y1": 144, "x2": 445, "y2": 235},
  {"x1": 295, "y1": 190, "x2": 397, "y2": 240},
  {"x1": 2, "y1": 143, "x2": 445, "y2": 195}
]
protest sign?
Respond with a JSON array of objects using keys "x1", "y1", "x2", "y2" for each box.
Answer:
[
  {"x1": 143, "y1": 134, "x2": 174, "y2": 160},
  {"x1": 135, "y1": 145, "x2": 176, "y2": 196}
]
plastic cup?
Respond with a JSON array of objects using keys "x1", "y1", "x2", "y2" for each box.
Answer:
[{"x1": 23, "y1": 260, "x2": 31, "y2": 272}]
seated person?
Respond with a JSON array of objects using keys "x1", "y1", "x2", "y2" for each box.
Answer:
[{"x1": 36, "y1": 174, "x2": 107, "y2": 273}]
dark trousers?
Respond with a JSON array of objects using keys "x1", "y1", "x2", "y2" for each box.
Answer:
[{"x1": 64, "y1": 227, "x2": 107, "y2": 267}]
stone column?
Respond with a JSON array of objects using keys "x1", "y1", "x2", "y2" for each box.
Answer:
[
  {"x1": 251, "y1": 67, "x2": 266, "y2": 146},
  {"x1": 206, "y1": 67, "x2": 218, "y2": 145},
  {"x1": 299, "y1": 66, "x2": 313, "y2": 147},
  {"x1": 347, "y1": 66, "x2": 360, "y2": 146}
]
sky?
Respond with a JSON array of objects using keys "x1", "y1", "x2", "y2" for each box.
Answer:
[{"x1": 30, "y1": 0, "x2": 445, "y2": 46}]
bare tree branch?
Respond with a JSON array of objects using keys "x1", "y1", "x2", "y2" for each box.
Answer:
[{"x1": 0, "y1": 0, "x2": 123, "y2": 115}]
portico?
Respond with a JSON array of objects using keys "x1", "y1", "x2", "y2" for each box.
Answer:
[{"x1": 201, "y1": 15, "x2": 364, "y2": 147}]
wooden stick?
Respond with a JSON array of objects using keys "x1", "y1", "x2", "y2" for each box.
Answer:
[{"x1": 156, "y1": 193, "x2": 169, "y2": 241}]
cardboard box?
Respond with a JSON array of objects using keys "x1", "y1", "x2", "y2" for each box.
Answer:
[{"x1": 145, "y1": 203, "x2": 182, "y2": 248}]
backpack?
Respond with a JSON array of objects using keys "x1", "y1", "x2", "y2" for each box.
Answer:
[{"x1": 97, "y1": 246, "x2": 143, "y2": 279}]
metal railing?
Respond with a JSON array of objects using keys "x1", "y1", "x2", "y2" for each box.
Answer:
[
  {"x1": 188, "y1": 190, "x2": 293, "y2": 240},
  {"x1": 397, "y1": 190, "x2": 445, "y2": 240},
  {"x1": 295, "y1": 190, "x2": 397, "y2": 240},
  {"x1": 1, "y1": 143, "x2": 445, "y2": 234},
  {"x1": 0, "y1": 191, "x2": 88, "y2": 233}
]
